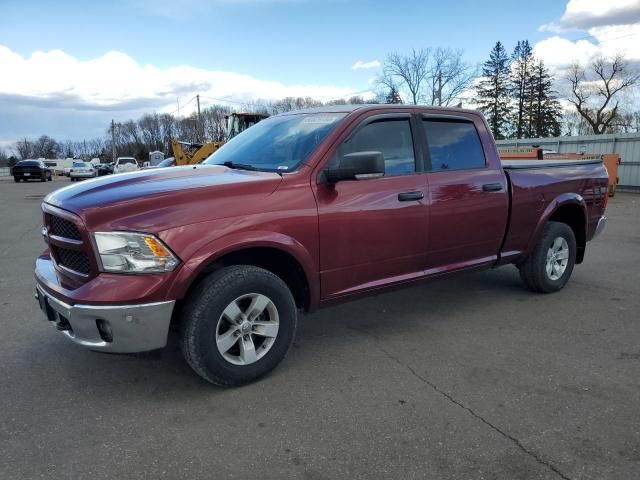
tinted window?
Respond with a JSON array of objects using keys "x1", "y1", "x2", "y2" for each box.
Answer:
[
  {"x1": 119, "y1": 158, "x2": 136, "y2": 165},
  {"x1": 73, "y1": 162, "x2": 85, "y2": 168},
  {"x1": 341, "y1": 119, "x2": 415, "y2": 177},
  {"x1": 423, "y1": 120, "x2": 485, "y2": 171},
  {"x1": 17, "y1": 160, "x2": 40, "y2": 167}
]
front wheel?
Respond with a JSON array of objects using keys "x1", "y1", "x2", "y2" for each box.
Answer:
[
  {"x1": 180, "y1": 265, "x2": 297, "y2": 387},
  {"x1": 13, "y1": 177, "x2": 19, "y2": 183},
  {"x1": 519, "y1": 221, "x2": 576, "y2": 293}
]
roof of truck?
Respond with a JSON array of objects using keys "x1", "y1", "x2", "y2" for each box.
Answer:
[{"x1": 276, "y1": 104, "x2": 481, "y2": 116}]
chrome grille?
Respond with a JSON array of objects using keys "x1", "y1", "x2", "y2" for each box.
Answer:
[
  {"x1": 49, "y1": 215, "x2": 81, "y2": 240},
  {"x1": 56, "y1": 247, "x2": 91, "y2": 275}
]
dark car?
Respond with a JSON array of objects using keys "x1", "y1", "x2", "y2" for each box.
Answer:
[
  {"x1": 12, "y1": 160, "x2": 52, "y2": 182},
  {"x1": 94, "y1": 163, "x2": 114, "y2": 176}
]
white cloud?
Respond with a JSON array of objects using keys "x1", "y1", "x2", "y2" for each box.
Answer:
[
  {"x1": 534, "y1": 3, "x2": 640, "y2": 72},
  {"x1": 540, "y1": 0, "x2": 640, "y2": 32},
  {"x1": 351, "y1": 59, "x2": 381, "y2": 70},
  {"x1": 0, "y1": 44, "x2": 359, "y2": 116}
]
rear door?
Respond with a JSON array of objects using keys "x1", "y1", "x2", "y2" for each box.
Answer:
[
  {"x1": 421, "y1": 114, "x2": 508, "y2": 271},
  {"x1": 314, "y1": 112, "x2": 429, "y2": 298}
]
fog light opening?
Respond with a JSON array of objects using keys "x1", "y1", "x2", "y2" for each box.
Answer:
[{"x1": 96, "y1": 319, "x2": 113, "y2": 343}]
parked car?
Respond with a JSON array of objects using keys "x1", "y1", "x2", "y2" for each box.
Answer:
[
  {"x1": 34, "y1": 105, "x2": 608, "y2": 387},
  {"x1": 142, "y1": 157, "x2": 176, "y2": 169},
  {"x1": 69, "y1": 161, "x2": 96, "y2": 181},
  {"x1": 12, "y1": 159, "x2": 52, "y2": 182},
  {"x1": 113, "y1": 156, "x2": 139, "y2": 174},
  {"x1": 94, "y1": 163, "x2": 114, "y2": 176}
]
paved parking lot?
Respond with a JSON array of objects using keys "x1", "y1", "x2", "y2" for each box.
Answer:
[{"x1": 1, "y1": 177, "x2": 639, "y2": 479}]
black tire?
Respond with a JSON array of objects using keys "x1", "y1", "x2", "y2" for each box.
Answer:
[
  {"x1": 47, "y1": 173, "x2": 52, "y2": 181},
  {"x1": 40, "y1": 174, "x2": 46, "y2": 182},
  {"x1": 519, "y1": 221, "x2": 576, "y2": 293},
  {"x1": 180, "y1": 265, "x2": 297, "y2": 387},
  {"x1": 13, "y1": 177, "x2": 19, "y2": 183}
]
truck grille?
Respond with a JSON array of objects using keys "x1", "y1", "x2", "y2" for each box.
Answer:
[
  {"x1": 55, "y1": 247, "x2": 91, "y2": 275},
  {"x1": 50, "y1": 215, "x2": 82, "y2": 240},
  {"x1": 44, "y1": 210, "x2": 95, "y2": 280}
]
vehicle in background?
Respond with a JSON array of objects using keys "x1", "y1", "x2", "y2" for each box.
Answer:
[
  {"x1": 12, "y1": 160, "x2": 52, "y2": 182},
  {"x1": 113, "y1": 157, "x2": 139, "y2": 174},
  {"x1": 34, "y1": 105, "x2": 608, "y2": 387},
  {"x1": 69, "y1": 161, "x2": 96, "y2": 181},
  {"x1": 142, "y1": 157, "x2": 176, "y2": 169},
  {"x1": 148, "y1": 150, "x2": 164, "y2": 167},
  {"x1": 94, "y1": 163, "x2": 114, "y2": 176}
]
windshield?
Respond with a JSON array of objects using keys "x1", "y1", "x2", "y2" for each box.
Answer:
[
  {"x1": 205, "y1": 113, "x2": 346, "y2": 172},
  {"x1": 119, "y1": 158, "x2": 136, "y2": 165},
  {"x1": 158, "y1": 158, "x2": 174, "y2": 167},
  {"x1": 73, "y1": 162, "x2": 86, "y2": 168}
]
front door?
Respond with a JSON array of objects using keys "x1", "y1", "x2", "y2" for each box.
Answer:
[{"x1": 314, "y1": 114, "x2": 429, "y2": 299}]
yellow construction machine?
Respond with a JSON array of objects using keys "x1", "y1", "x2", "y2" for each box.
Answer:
[{"x1": 171, "y1": 112, "x2": 269, "y2": 166}]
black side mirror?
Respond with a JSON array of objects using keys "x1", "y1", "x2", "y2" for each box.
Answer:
[{"x1": 325, "y1": 151, "x2": 385, "y2": 183}]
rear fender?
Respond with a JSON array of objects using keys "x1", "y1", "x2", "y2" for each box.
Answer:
[{"x1": 524, "y1": 193, "x2": 588, "y2": 261}]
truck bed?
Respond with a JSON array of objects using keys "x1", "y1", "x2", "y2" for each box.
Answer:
[{"x1": 500, "y1": 158, "x2": 608, "y2": 263}]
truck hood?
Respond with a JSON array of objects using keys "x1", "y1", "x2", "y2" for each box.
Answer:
[{"x1": 44, "y1": 165, "x2": 283, "y2": 232}]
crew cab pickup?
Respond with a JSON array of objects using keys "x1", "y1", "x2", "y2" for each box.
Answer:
[{"x1": 34, "y1": 105, "x2": 608, "y2": 386}]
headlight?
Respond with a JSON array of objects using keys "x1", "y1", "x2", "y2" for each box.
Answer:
[{"x1": 93, "y1": 232, "x2": 180, "y2": 273}]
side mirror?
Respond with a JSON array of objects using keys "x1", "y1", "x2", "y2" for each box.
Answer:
[{"x1": 325, "y1": 151, "x2": 385, "y2": 183}]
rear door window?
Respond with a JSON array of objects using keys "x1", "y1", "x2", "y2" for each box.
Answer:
[{"x1": 423, "y1": 120, "x2": 485, "y2": 171}]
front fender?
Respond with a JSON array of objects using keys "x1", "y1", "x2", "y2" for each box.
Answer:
[{"x1": 168, "y1": 230, "x2": 319, "y2": 307}]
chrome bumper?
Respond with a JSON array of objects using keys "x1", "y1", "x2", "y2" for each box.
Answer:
[
  {"x1": 35, "y1": 284, "x2": 175, "y2": 353},
  {"x1": 593, "y1": 215, "x2": 607, "y2": 239}
]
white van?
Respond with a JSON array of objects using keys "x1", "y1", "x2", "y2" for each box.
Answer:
[{"x1": 114, "y1": 157, "x2": 139, "y2": 174}]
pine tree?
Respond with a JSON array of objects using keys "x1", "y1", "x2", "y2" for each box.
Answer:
[
  {"x1": 475, "y1": 42, "x2": 511, "y2": 139},
  {"x1": 529, "y1": 60, "x2": 562, "y2": 137},
  {"x1": 510, "y1": 40, "x2": 534, "y2": 138},
  {"x1": 385, "y1": 86, "x2": 403, "y2": 104}
]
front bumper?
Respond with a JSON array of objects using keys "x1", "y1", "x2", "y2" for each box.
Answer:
[
  {"x1": 593, "y1": 215, "x2": 607, "y2": 239},
  {"x1": 35, "y1": 284, "x2": 175, "y2": 353},
  {"x1": 70, "y1": 172, "x2": 96, "y2": 178}
]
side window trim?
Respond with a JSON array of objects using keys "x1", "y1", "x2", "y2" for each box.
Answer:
[{"x1": 421, "y1": 116, "x2": 488, "y2": 172}]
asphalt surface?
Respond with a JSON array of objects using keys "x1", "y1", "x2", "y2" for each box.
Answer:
[{"x1": 1, "y1": 176, "x2": 639, "y2": 480}]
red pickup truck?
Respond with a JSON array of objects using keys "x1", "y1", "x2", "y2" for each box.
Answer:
[{"x1": 35, "y1": 105, "x2": 608, "y2": 386}]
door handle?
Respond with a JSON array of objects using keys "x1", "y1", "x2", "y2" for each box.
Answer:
[
  {"x1": 398, "y1": 191, "x2": 424, "y2": 202},
  {"x1": 482, "y1": 183, "x2": 504, "y2": 192}
]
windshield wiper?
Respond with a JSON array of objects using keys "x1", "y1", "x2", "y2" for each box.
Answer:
[{"x1": 222, "y1": 161, "x2": 257, "y2": 171}]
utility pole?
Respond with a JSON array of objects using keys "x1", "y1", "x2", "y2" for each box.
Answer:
[
  {"x1": 196, "y1": 94, "x2": 202, "y2": 142},
  {"x1": 111, "y1": 119, "x2": 116, "y2": 163},
  {"x1": 437, "y1": 72, "x2": 442, "y2": 106}
]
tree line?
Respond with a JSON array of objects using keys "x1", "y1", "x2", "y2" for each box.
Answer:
[{"x1": 1, "y1": 45, "x2": 638, "y2": 166}]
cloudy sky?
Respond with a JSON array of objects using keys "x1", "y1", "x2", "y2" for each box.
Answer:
[{"x1": 1, "y1": 0, "x2": 639, "y2": 148}]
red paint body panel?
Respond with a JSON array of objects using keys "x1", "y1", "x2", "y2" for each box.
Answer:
[{"x1": 35, "y1": 106, "x2": 608, "y2": 312}]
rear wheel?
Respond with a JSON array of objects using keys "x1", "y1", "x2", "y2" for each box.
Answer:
[
  {"x1": 13, "y1": 177, "x2": 19, "y2": 183},
  {"x1": 181, "y1": 265, "x2": 297, "y2": 387},
  {"x1": 519, "y1": 221, "x2": 576, "y2": 293}
]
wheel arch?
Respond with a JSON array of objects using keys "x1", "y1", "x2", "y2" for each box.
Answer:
[
  {"x1": 173, "y1": 233, "x2": 318, "y2": 313},
  {"x1": 529, "y1": 194, "x2": 588, "y2": 264}
]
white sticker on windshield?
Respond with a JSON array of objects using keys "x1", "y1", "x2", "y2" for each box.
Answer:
[
  {"x1": 301, "y1": 115, "x2": 340, "y2": 124},
  {"x1": 277, "y1": 165, "x2": 289, "y2": 170}
]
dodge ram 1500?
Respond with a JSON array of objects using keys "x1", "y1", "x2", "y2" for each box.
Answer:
[{"x1": 35, "y1": 105, "x2": 608, "y2": 386}]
